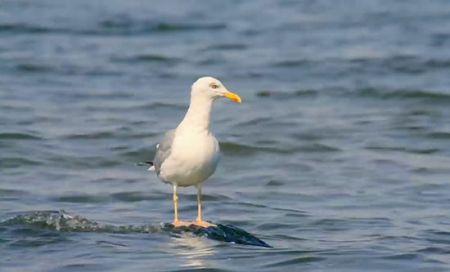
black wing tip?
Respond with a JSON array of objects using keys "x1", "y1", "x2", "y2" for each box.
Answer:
[{"x1": 137, "y1": 161, "x2": 153, "y2": 166}]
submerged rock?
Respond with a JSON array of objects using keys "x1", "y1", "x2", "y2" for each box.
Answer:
[{"x1": 164, "y1": 223, "x2": 271, "y2": 248}]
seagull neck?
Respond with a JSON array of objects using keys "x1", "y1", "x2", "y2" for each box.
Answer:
[{"x1": 179, "y1": 95, "x2": 213, "y2": 132}]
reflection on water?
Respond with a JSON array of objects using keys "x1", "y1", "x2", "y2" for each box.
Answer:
[{"x1": 167, "y1": 233, "x2": 216, "y2": 269}]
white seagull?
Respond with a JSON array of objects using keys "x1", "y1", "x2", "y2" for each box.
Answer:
[{"x1": 147, "y1": 76, "x2": 242, "y2": 227}]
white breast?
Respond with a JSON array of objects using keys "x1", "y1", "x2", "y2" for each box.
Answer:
[{"x1": 159, "y1": 129, "x2": 220, "y2": 187}]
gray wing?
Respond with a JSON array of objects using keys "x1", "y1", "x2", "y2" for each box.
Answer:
[{"x1": 153, "y1": 129, "x2": 176, "y2": 175}]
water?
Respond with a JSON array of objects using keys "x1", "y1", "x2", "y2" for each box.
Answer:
[{"x1": 1, "y1": 0, "x2": 450, "y2": 271}]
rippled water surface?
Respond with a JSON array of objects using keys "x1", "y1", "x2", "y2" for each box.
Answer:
[{"x1": 2, "y1": 0, "x2": 450, "y2": 271}]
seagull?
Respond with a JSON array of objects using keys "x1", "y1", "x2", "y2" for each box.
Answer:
[{"x1": 147, "y1": 76, "x2": 242, "y2": 228}]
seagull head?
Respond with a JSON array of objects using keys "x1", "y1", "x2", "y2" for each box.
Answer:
[{"x1": 191, "y1": 76, "x2": 242, "y2": 103}]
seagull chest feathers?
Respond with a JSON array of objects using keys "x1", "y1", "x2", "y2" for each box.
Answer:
[{"x1": 160, "y1": 128, "x2": 220, "y2": 187}]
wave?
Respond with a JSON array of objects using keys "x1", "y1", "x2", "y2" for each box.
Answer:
[
  {"x1": 220, "y1": 141, "x2": 340, "y2": 155},
  {"x1": 98, "y1": 19, "x2": 226, "y2": 33},
  {"x1": 0, "y1": 20, "x2": 226, "y2": 36},
  {"x1": 365, "y1": 145, "x2": 440, "y2": 154},
  {"x1": 0, "y1": 132, "x2": 42, "y2": 140},
  {"x1": 11, "y1": 62, "x2": 122, "y2": 76},
  {"x1": 63, "y1": 131, "x2": 116, "y2": 140},
  {"x1": 0, "y1": 158, "x2": 42, "y2": 168},
  {"x1": 264, "y1": 256, "x2": 325, "y2": 268},
  {"x1": 220, "y1": 142, "x2": 294, "y2": 155},
  {"x1": 256, "y1": 89, "x2": 318, "y2": 98},
  {"x1": 0, "y1": 210, "x2": 270, "y2": 247},
  {"x1": 357, "y1": 88, "x2": 450, "y2": 102},
  {"x1": 14, "y1": 63, "x2": 54, "y2": 73},
  {"x1": 110, "y1": 54, "x2": 181, "y2": 64},
  {"x1": 273, "y1": 59, "x2": 310, "y2": 67},
  {"x1": 427, "y1": 132, "x2": 450, "y2": 139},
  {"x1": 1, "y1": 210, "x2": 161, "y2": 233},
  {"x1": 52, "y1": 192, "x2": 167, "y2": 204},
  {"x1": 205, "y1": 43, "x2": 247, "y2": 51},
  {"x1": 351, "y1": 55, "x2": 450, "y2": 74},
  {"x1": 272, "y1": 55, "x2": 450, "y2": 76},
  {"x1": 255, "y1": 86, "x2": 450, "y2": 102},
  {"x1": 0, "y1": 23, "x2": 49, "y2": 33}
]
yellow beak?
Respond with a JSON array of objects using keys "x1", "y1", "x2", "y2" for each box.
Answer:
[{"x1": 223, "y1": 91, "x2": 242, "y2": 103}]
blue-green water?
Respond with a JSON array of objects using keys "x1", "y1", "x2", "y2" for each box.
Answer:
[{"x1": 2, "y1": 0, "x2": 450, "y2": 271}]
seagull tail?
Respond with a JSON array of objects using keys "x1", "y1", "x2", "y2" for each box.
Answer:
[{"x1": 137, "y1": 161, "x2": 155, "y2": 171}]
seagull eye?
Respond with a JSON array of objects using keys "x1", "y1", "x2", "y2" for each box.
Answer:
[{"x1": 210, "y1": 83, "x2": 219, "y2": 89}]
